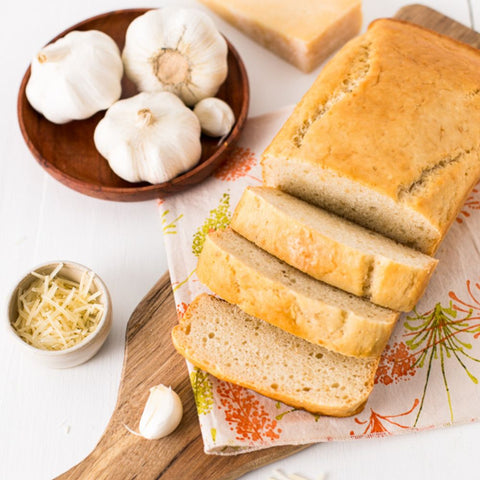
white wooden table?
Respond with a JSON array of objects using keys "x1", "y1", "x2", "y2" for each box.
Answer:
[{"x1": 1, "y1": 1, "x2": 478, "y2": 479}]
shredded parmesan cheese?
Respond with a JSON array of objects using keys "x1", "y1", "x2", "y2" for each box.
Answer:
[
  {"x1": 12, "y1": 264, "x2": 104, "y2": 350},
  {"x1": 273, "y1": 470, "x2": 292, "y2": 480},
  {"x1": 289, "y1": 474, "x2": 311, "y2": 480}
]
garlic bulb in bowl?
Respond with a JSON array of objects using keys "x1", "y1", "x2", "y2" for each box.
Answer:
[
  {"x1": 94, "y1": 91, "x2": 202, "y2": 184},
  {"x1": 26, "y1": 30, "x2": 123, "y2": 124},
  {"x1": 122, "y1": 8, "x2": 228, "y2": 106}
]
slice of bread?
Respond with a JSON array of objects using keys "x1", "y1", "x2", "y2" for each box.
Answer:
[
  {"x1": 172, "y1": 294, "x2": 379, "y2": 416},
  {"x1": 197, "y1": 228, "x2": 399, "y2": 357},
  {"x1": 261, "y1": 19, "x2": 480, "y2": 255},
  {"x1": 231, "y1": 187, "x2": 438, "y2": 312}
]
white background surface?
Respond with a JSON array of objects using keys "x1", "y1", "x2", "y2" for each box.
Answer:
[{"x1": 1, "y1": 1, "x2": 478, "y2": 479}]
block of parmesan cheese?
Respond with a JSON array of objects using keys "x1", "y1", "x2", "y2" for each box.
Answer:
[{"x1": 199, "y1": 0, "x2": 363, "y2": 72}]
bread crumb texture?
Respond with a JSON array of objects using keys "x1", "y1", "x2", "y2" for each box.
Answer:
[
  {"x1": 197, "y1": 227, "x2": 399, "y2": 357},
  {"x1": 231, "y1": 187, "x2": 438, "y2": 311},
  {"x1": 172, "y1": 294, "x2": 380, "y2": 416}
]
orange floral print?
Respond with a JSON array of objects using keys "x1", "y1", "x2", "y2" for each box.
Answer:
[
  {"x1": 404, "y1": 298, "x2": 480, "y2": 425},
  {"x1": 213, "y1": 147, "x2": 261, "y2": 182},
  {"x1": 176, "y1": 302, "x2": 189, "y2": 319},
  {"x1": 449, "y1": 278, "x2": 480, "y2": 339},
  {"x1": 274, "y1": 401, "x2": 320, "y2": 422},
  {"x1": 216, "y1": 381, "x2": 281, "y2": 442},
  {"x1": 375, "y1": 342, "x2": 417, "y2": 385},
  {"x1": 350, "y1": 398, "x2": 419, "y2": 436},
  {"x1": 456, "y1": 183, "x2": 479, "y2": 223}
]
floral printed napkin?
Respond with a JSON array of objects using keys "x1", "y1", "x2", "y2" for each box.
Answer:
[{"x1": 159, "y1": 107, "x2": 480, "y2": 454}]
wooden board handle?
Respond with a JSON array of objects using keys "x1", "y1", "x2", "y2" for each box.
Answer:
[{"x1": 55, "y1": 274, "x2": 307, "y2": 480}]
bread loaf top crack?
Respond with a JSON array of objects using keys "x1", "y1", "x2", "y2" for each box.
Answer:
[{"x1": 262, "y1": 19, "x2": 480, "y2": 254}]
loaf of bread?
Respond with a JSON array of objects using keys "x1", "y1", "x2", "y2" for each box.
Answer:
[
  {"x1": 231, "y1": 187, "x2": 438, "y2": 311},
  {"x1": 197, "y1": 227, "x2": 399, "y2": 357},
  {"x1": 262, "y1": 19, "x2": 480, "y2": 255},
  {"x1": 199, "y1": 0, "x2": 362, "y2": 73},
  {"x1": 172, "y1": 294, "x2": 379, "y2": 416}
]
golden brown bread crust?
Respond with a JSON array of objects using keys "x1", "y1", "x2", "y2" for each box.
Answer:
[
  {"x1": 262, "y1": 18, "x2": 480, "y2": 254},
  {"x1": 197, "y1": 229, "x2": 399, "y2": 357},
  {"x1": 172, "y1": 294, "x2": 375, "y2": 416},
  {"x1": 231, "y1": 187, "x2": 438, "y2": 311}
]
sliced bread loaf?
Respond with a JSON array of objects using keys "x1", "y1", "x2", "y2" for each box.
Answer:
[
  {"x1": 197, "y1": 228, "x2": 399, "y2": 357},
  {"x1": 172, "y1": 294, "x2": 379, "y2": 416},
  {"x1": 231, "y1": 186, "x2": 438, "y2": 312},
  {"x1": 261, "y1": 19, "x2": 480, "y2": 255}
]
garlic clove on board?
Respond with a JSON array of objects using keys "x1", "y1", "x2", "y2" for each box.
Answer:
[
  {"x1": 122, "y1": 8, "x2": 228, "y2": 106},
  {"x1": 138, "y1": 385, "x2": 183, "y2": 440},
  {"x1": 193, "y1": 97, "x2": 235, "y2": 137},
  {"x1": 26, "y1": 30, "x2": 123, "y2": 124},
  {"x1": 94, "y1": 91, "x2": 202, "y2": 184}
]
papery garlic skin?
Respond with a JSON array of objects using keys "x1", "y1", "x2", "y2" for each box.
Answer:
[
  {"x1": 139, "y1": 385, "x2": 183, "y2": 440},
  {"x1": 94, "y1": 91, "x2": 201, "y2": 184},
  {"x1": 122, "y1": 8, "x2": 228, "y2": 106},
  {"x1": 194, "y1": 97, "x2": 235, "y2": 137},
  {"x1": 26, "y1": 30, "x2": 123, "y2": 124}
]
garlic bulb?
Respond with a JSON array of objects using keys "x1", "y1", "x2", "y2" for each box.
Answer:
[
  {"x1": 26, "y1": 30, "x2": 123, "y2": 124},
  {"x1": 138, "y1": 385, "x2": 183, "y2": 439},
  {"x1": 193, "y1": 97, "x2": 235, "y2": 137},
  {"x1": 122, "y1": 8, "x2": 228, "y2": 106},
  {"x1": 94, "y1": 91, "x2": 201, "y2": 184}
]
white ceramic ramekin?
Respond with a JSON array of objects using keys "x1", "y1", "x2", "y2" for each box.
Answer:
[{"x1": 6, "y1": 261, "x2": 112, "y2": 368}]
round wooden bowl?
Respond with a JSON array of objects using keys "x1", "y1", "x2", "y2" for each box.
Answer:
[{"x1": 17, "y1": 9, "x2": 250, "y2": 202}]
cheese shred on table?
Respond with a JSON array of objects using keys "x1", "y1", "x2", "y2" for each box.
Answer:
[{"x1": 12, "y1": 264, "x2": 104, "y2": 350}]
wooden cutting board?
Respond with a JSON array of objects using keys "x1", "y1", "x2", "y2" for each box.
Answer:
[
  {"x1": 56, "y1": 273, "x2": 306, "y2": 480},
  {"x1": 56, "y1": 6, "x2": 480, "y2": 480}
]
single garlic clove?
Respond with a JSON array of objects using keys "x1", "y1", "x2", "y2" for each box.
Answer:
[
  {"x1": 138, "y1": 384, "x2": 183, "y2": 440},
  {"x1": 193, "y1": 97, "x2": 235, "y2": 137}
]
